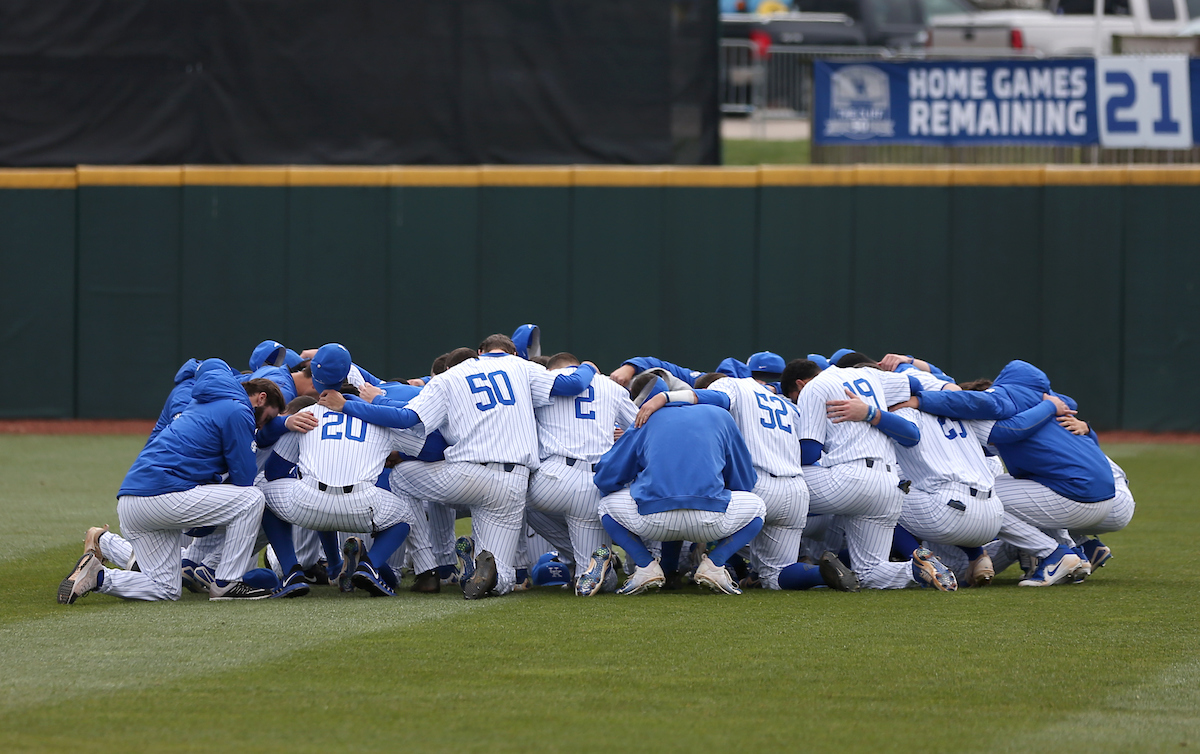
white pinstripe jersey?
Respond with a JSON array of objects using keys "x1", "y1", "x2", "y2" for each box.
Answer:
[
  {"x1": 793, "y1": 365, "x2": 911, "y2": 467},
  {"x1": 274, "y1": 405, "x2": 424, "y2": 486},
  {"x1": 890, "y1": 371, "x2": 994, "y2": 491},
  {"x1": 404, "y1": 353, "x2": 555, "y2": 468},
  {"x1": 708, "y1": 377, "x2": 804, "y2": 477},
  {"x1": 535, "y1": 368, "x2": 638, "y2": 464}
]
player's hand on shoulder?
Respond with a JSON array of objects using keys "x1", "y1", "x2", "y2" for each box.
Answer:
[
  {"x1": 609, "y1": 364, "x2": 635, "y2": 387},
  {"x1": 358, "y1": 383, "x2": 384, "y2": 403},
  {"x1": 285, "y1": 410, "x2": 319, "y2": 434},
  {"x1": 1057, "y1": 415, "x2": 1090, "y2": 435},
  {"x1": 318, "y1": 390, "x2": 347, "y2": 412},
  {"x1": 826, "y1": 389, "x2": 869, "y2": 423},
  {"x1": 614, "y1": 426, "x2": 625, "y2": 441},
  {"x1": 878, "y1": 353, "x2": 910, "y2": 371},
  {"x1": 1043, "y1": 392, "x2": 1075, "y2": 417},
  {"x1": 299, "y1": 348, "x2": 319, "y2": 360},
  {"x1": 634, "y1": 392, "x2": 668, "y2": 428}
]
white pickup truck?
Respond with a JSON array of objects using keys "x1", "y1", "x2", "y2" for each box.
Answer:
[{"x1": 928, "y1": 0, "x2": 1196, "y2": 55}]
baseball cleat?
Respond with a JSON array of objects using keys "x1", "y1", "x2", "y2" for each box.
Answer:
[
  {"x1": 279, "y1": 567, "x2": 312, "y2": 598},
  {"x1": 575, "y1": 545, "x2": 614, "y2": 597},
  {"x1": 462, "y1": 550, "x2": 498, "y2": 600},
  {"x1": 455, "y1": 536, "x2": 476, "y2": 584},
  {"x1": 208, "y1": 580, "x2": 274, "y2": 600},
  {"x1": 1069, "y1": 546, "x2": 1091, "y2": 583},
  {"x1": 410, "y1": 568, "x2": 441, "y2": 593},
  {"x1": 340, "y1": 537, "x2": 364, "y2": 593},
  {"x1": 694, "y1": 555, "x2": 742, "y2": 595},
  {"x1": 967, "y1": 553, "x2": 995, "y2": 588},
  {"x1": 911, "y1": 548, "x2": 958, "y2": 592},
  {"x1": 1081, "y1": 538, "x2": 1112, "y2": 572},
  {"x1": 818, "y1": 551, "x2": 861, "y2": 592},
  {"x1": 738, "y1": 573, "x2": 764, "y2": 590},
  {"x1": 58, "y1": 552, "x2": 103, "y2": 605},
  {"x1": 617, "y1": 559, "x2": 665, "y2": 595},
  {"x1": 304, "y1": 560, "x2": 331, "y2": 586},
  {"x1": 1018, "y1": 545, "x2": 1082, "y2": 587},
  {"x1": 352, "y1": 561, "x2": 396, "y2": 597},
  {"x1": 182, "y1": 559, "x2": 216, "y2": 593},
  {"x1": 83, "y1": 525, "x2": 108, "y2": 560}
]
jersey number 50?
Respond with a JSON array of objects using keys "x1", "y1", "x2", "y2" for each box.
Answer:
[{"x1": 468, "y1": 371, "x2": 516, "y2": 411}]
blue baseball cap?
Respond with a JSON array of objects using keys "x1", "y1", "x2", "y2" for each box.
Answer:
[
  {"x1": 283, "y1": 349, "x2": 304, "y2": 369},
  {"x1": 829, "y1": 348, "x2": 856, "y2": 367},
  {"x1": 807, "y1": 353, "x2": 831, "y2": 370},
  {"x1": 531, "y1": 559, "x2": 571, "y2": 587},
  {"x1": 311, "y1": 343, "x2": 352, "y2": 393},
  {"x1": 249, "y1": 340, "x2": 287, "y2": 371},
  {"x1": 747, "y1": 351, "x2": 785, "y2": 375}
]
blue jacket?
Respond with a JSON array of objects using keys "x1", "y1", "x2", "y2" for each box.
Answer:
[
  {"x1": 593, "y1": 403, "x2": 757, "y2": 515},
  {"x1": 621, "y1": 357, "x2": 703, "y2": 387},
  {"x1": 119, "y1": 360, "x2": 258, "y2": 497},
  {"x1": 146, "y1": 359, "x2": 201, "y2": 447},
  {"x1": 917, "y1": 360, "x2": 1114, "y2": 503}
]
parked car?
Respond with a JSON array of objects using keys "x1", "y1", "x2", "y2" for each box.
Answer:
[
  {"x1": 928, "y1": 0, "x2": 1195, "y2": 54},
  {"x1": 722, "y1": 12, "x2": 866, "y2": 47},
  {"x1": 792, "y1": 0, "x2": 929, "y2": 47}
]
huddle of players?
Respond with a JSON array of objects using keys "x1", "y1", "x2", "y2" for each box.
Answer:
[{"x1": 56, "y1": 325, "x2": 1132, "y2": 604}]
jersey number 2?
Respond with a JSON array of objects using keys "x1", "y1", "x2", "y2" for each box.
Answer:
[{"x1": 575, "y1": 385, "x2": 596, "y2": 420}]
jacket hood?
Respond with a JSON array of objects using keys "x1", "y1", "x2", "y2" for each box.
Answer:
[
  {"x1": 715, "y1": 358, "x2": 750, "y2": 378},
  {"x1": 993, "y1": 360, "x2": 1051, "y2": 393},
  {"x1": 511, "y1": 324, "x2": 540, "y2": 360},
  {"x1": 191, "y1": 359, "x2": 252, "y2": 407},
  {"x1": 173, "y1": 358, "x2": 201, "y2": 385}
]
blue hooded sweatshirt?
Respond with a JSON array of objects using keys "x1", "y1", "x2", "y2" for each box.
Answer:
[
  {"x1": 917, "y1": 360, "x2": 1114, "y2": 503},
  {"x1": 593, "y1": 403, "x2": 758, "y2": 515},
  {"x1": 146, "y1": 359, "x2": 201, "y2": 447},
  {"x1": 119, "y1": 359, "x2": 258, "y2": 497}
]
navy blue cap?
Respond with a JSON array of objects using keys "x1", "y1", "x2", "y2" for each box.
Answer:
[{"x1": 311, "y1": 343, "x2": 352, "y2": 393}]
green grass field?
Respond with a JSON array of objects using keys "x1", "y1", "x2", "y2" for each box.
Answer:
[
  {"x1": 2, "y1": 436, "x2": 1197, "y2": 753},
  {"x1": 723, "y1": 139, "x2": 810, "y2": 165}
]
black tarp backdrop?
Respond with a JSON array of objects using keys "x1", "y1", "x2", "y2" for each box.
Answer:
[{"x1": 0, "y1": 0, "x2": 719, "y2": 166}]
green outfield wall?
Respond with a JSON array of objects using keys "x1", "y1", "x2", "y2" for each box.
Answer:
[{"x1": 1, "y1": 165, "x2": 1196, "y2": 431}]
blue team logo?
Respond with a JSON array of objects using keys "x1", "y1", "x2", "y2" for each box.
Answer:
[{"x1": 826, "y1": 65, "x2": 894, "y2": 139}]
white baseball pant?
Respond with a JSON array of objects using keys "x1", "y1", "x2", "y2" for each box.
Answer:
[
  {"x1": 994, "y1": 474, "x2": 1115, "y2": 558},
  {"x1": 598, "y1": 488, "x2": 766, "y2": 545},
  {"x1": 391, "y1": 460, "x2": 528, "y2": 595},
  {"x1": 97, "y1": 485, "x2": 265, "y2": 601},
  {"x1": 263, "y1": 478, "x2": 436, "y2": 574},
  {"x1": 899, "y1": 482, "x2": 1003, "y2": 548},
  {"x1": 805, "y1": 461, "x2": 912, "y2": 589},
  {"x1": 527, "y1": 456, "x2": 609, "y2": 571},
  {"x1": 1071, "y1": 474, "x2": 1135, "y2": 539},
  {"x1": 749, "y1": 473, "x2": 809, "y2": 590}
]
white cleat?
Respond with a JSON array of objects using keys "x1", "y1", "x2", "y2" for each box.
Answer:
[
  {"x1": 693, "y1": 555, "x2": 742, "y2": 595},
  {"x1": 616, "y1": 559, "x2": 665, "y2": 595}
]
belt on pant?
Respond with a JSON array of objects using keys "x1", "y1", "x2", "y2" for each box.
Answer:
[
  {"x1": 479, "y1": 462, "x2": 518, "y2": 473},
  {"x1": 565, "y1": 457, "x2": 599, "y2": 473},
  {"x1": 864, "y1": 458, "x2": 893, "y2": 473},
  {"x1": 947, "y1": 487, "x2": 992, "y2": 511},
  {"x1": 296, "y1": 470, "x2": 355, "y2": 494}
]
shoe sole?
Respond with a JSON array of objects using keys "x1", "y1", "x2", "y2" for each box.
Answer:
[
  {"x1": 272, "y1": 582, "x2": 311, "y2": 599},
  {"x1": 57, "y1": 553, "x2": 97, "y2": 605},
  {"x1": 456, "y1": 539, "x2": 475, "y2": 583},
  {"x1": 463, "y1": 552, "x2": 498, "y2": 600},
  {"x1": 616, "y1": 575, "x2": 665, "y2": 595},
  {"x1": 575, "y1": 558, "x2": 612, "y2": 597},
  {"x1": 913, "y1": 559, "x2": 958, "y2": 592},
  {"x1": 83, "y1": 525, "x2": 108, "y2": 560},
  {"x1": 694, "y1": 571, "x2": 742, "y2": 595},
  {"x1": 210, "y1": 591, "x2": 273, "y2": 601},
  {"x1": 340, "y1": 538, "x2": 363, "y2": 593}
]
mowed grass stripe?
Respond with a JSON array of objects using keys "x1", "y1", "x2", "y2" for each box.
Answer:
[{"x1": 0, "y1": 438, "x2": 1197, "y2": 753}]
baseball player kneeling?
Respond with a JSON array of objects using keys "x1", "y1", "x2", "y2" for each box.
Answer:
[{"x1": 593, "y1": 376, "x2": 766, "y2": 596}]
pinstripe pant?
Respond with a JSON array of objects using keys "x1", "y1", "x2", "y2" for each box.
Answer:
[
  {"x1": 993, "y1": 475, "x2": 1114, "y2": 558},
  {"x1": 1071, "y1": 474, "x2": 1135, "y2": 539},
  {"x1": 263, "y1": 478, "x2": 436, "y2": 573},
  {"x1": 527, "y1": 456, "x2": 608, "y2": 571},
  {"x1": 899, "y1": 482, "x2": 1003, "y2": 548},
  {"x1": 805, "y1": 462, "x2": 913, "y2": 589},
  {"x1": 751, "y1": 473, "x2": 809, "y2": 590},
  {"x1": 598, "y1": 488, "x2": 766, "y2": 545},
  {"x1": 425, "y1": 500, "x2": 459, "y2": 569},
  {"x1": 391, "y1": 460, "x2": 528, "y2": 595},
  {"x1": 97, "y1": 485, "x2": 265, "y2": 601}
]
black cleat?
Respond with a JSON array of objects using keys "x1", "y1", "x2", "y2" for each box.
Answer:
[
  {"x1": 410, "y1": 568, "x2": 441, "y2": 593},
  {"x1": 818, "y1": 551, "x2": 861, "y2": 592}
]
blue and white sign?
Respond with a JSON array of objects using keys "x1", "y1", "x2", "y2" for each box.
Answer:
[
  {"x1": 815, "y1": 60, "x2": 1099, "y2": 146},
  {"x1": 1097, "y1": 56, "x2": 1192, "y2": 150}
]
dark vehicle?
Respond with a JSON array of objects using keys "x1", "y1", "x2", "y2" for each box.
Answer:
[
  {"x1": 722, "y1": 11, "x2": 867, "y2": 46},
  {"x1": 792, "y1": 0, "x2": 928, "y2": 47}
]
